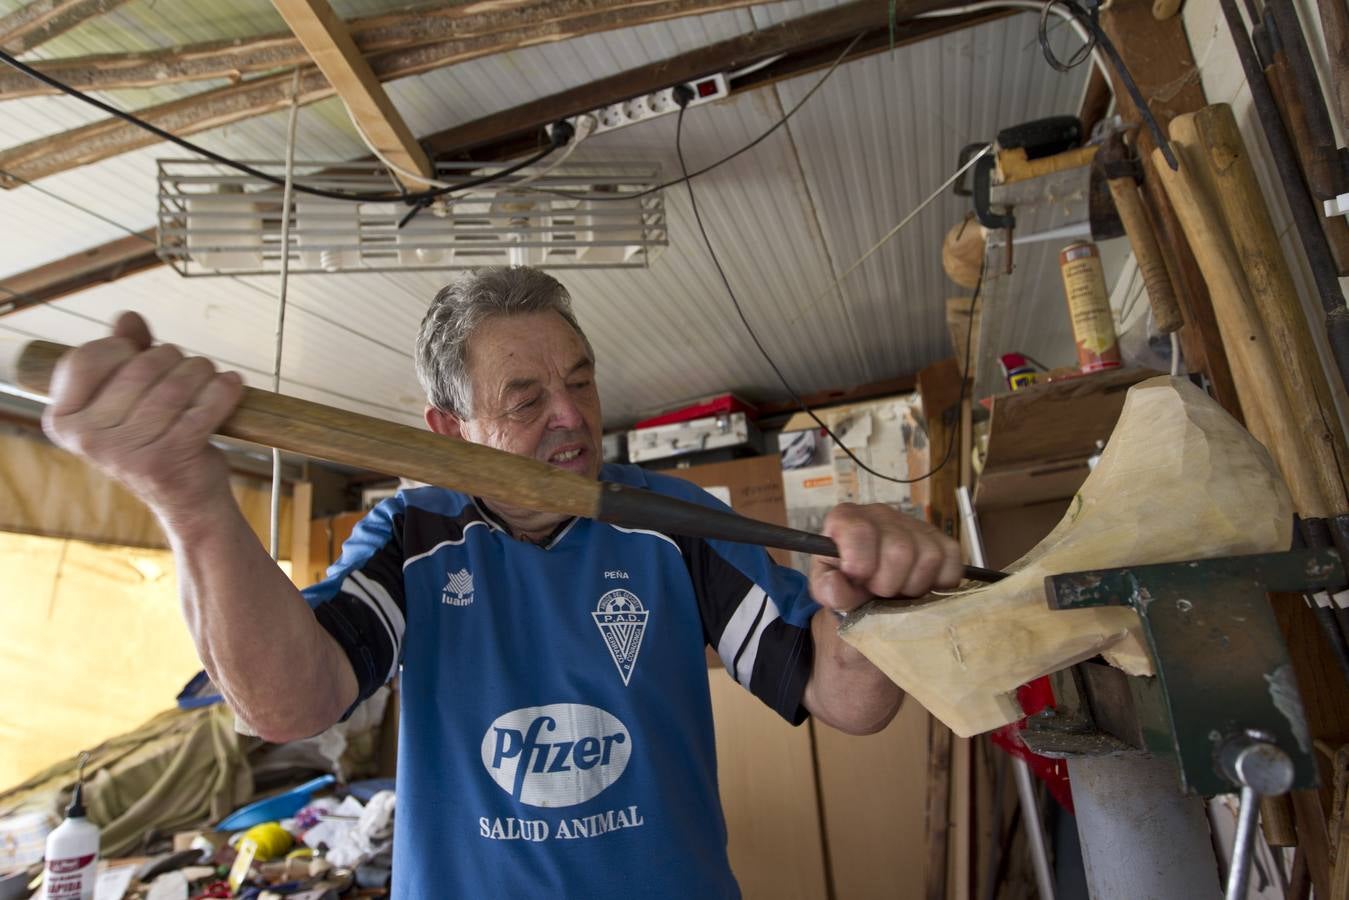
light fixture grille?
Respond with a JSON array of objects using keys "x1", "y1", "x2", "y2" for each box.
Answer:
[{"x1": 156, "y1": 159, "x2": 668, "y2": 276}]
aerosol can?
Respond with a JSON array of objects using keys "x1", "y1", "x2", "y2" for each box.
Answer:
[{"x1": 42, "y1": 753, "x2": 99, "y2": 900}]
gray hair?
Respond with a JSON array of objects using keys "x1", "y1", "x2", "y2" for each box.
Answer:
[{"x1": 415, "y1": 266, "x2": 594, "y2": 416}]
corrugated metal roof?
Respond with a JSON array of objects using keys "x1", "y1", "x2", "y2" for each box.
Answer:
[{"x1": 2, "y1": 3, "x2": 1092, "y2": 429}]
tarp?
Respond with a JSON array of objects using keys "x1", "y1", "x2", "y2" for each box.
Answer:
[
  {"x1": 0, "y1": 532, "x2": 206, "y2": 790},
  {"x1": 0, "y1": 704, "x2": 254, "y2": 857}
]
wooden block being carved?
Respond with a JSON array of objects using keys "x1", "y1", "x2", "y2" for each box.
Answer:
[{"x1": 839, "y1": 376, "x2": 1294, "y2": 737}]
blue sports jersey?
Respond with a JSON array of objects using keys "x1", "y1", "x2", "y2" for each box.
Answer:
[{"x1": 303, "y1": 463, "x2": 819, "y2": 898}]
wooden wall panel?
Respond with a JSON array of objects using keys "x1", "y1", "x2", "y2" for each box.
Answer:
[
  {"x1": 708, "y1": 672, "x2": 830, "y2": 900},
  {"x1": 814, "y1": 698, "x2": 931, "y2": 898}
]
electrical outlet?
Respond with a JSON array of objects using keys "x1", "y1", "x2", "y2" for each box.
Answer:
[{"x1": 547, "y1": 72, "x2": 731, "y2": 143}]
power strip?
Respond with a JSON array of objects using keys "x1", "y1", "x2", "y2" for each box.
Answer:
[{"x1": 548, "y1": 73, "x2": 729, "y2": 141}]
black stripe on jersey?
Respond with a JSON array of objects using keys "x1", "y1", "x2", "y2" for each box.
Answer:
[
  {"x1": 674, "y1": 533, "x2": 813, "y2": 724},
  {"x1": 313, "y1": 594, "x2": 391, "y2": 715},
  {"x1": 403, "y1": 500, "x2": 490, "y2": 560},
  {"x1": 672, "y1": 533, "x2": 756, "y2": 649},
  {"x1": 312, "y1": 510, "x2": 406, "y2": 718},
  {"x1": 750, "y1": 618, "x2": 814, "y2": 726}
]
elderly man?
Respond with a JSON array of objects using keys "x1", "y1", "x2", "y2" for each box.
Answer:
[{"x1": 44, "y1": 266, "x2": 961, "y2": 898}]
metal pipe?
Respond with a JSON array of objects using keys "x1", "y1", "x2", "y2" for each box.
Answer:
[
  {"x1": 1068, "y1": 754, "x2": 1223, "y2": 898},
  {"x1": 956, "y1": 485, "x2": 1057, "y2": 898},
  {"x1": 1013, "y1": 753, "x2": 1057, "y2": 900},
  {"x1": 1217, "y1": 0, "x2": 1349, "y2": 395},
  {"x1": 1225, "y1": 786, "x2": 1261, "y2": 900}
]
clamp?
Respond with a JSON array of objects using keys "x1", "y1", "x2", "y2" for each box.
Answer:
[{"x1": 1027, "y1": 548, "x2": 1345, "y2": 897}]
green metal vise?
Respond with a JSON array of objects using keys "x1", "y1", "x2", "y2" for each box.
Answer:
[{"x1": 1021, "y1": 548, "x2": 1343, "y2": 796}]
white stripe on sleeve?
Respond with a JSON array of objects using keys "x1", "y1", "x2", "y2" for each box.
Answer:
[{"x1": 717, "y1": 585, "x2": 783, "y2": 689}]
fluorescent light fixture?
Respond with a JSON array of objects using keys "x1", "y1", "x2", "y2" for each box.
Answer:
[{"x1": 157, "y1": 159, "x2": 668, "y2": 276}]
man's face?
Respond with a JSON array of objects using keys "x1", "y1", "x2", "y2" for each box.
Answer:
[{"x1": 450, "y1": 310, "x2": 603, "y2": 481}]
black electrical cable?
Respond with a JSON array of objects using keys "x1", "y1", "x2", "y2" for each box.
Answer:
[
  {"x1": 537, "y1": 30, "x2": 866, "y2": 204},
  {"x1": 1038, "y1": 0, "x2": 1095, "y2": 71},
  {"x1": 675, "y1": 95, "x2": 984, "y2": 486},
  {"x1": 1035, "y1": 0, "x2": 1178, "y2": 170},
  {"x1": 0, "y1": 47, "x2": 566, "y2": 204}
]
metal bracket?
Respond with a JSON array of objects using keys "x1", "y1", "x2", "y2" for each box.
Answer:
[{"x1": 1039, "y1": 549, "x2": 1343, "y2": 795}]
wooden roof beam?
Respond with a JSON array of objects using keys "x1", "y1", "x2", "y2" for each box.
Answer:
[
  {"x1": 0, "y1": 0, "x2": 766, "y2": 100},
  {"x1": 0, "y1": 230, "x2": 159, "y2": 317},
  {"x1": 271, "y1": 0, "x2": 432, "y2": 189},
  {"x1": 421, "y1": 0, "x2": 953, "y2": 157},
  {"x1": 0, "y1": 0, "x2": 133, "y2": 54}
]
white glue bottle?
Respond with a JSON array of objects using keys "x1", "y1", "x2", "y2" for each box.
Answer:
[{"x1": 42, "y1": 753, "x2": 99, "y2": 900}]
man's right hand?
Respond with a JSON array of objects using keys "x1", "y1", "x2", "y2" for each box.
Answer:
[{"x1": 42, "y1": 311, "x2": 244, "y2": 522}]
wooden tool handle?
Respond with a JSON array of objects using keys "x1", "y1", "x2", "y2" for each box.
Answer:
[
  {"x1": 15, "y1": 338, "x2": 1008, "y2": 582},
  {"x1": 1107, "y1": 175, "x2": 1185, "y2": 334},
  {"x1": 16, "y1": 339, "x2": 601, "y2": 518}
]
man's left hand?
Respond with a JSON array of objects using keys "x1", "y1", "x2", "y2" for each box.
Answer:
[{"x1": 810, "y1": 503, "x2": 963, "y2": 615}]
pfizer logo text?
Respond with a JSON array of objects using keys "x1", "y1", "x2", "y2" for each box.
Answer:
[{"x1": 481, "y1": 704, "x2": 631, "y2": 808}]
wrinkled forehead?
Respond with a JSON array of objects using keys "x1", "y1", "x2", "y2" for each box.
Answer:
[{"x1": 464, "y1": 310, "x2": 594, "y2": 393}]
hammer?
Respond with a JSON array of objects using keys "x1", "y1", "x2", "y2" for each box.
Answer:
[{"x1": 5, "y1": 338, "x2": 1006, "y2": 584}]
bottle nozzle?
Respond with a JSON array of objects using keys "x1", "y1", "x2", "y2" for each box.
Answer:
[{"x1": 67, "y1": 751, "x2": 89, "y2": 818}]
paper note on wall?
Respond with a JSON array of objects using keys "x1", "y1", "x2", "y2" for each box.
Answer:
[{"x1": 704, "y1": 485, "x2": 733, "y2": 507}]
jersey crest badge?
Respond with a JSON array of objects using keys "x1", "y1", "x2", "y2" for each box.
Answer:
[
  {"x1": 592, "y1": 589, "x2": 648, "y2": 685},
  {"x1": 442, "y1": 568, "x2": 474, "y2": 606}
]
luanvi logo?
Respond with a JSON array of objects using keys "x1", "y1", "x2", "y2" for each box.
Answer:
[
  {"x1": 593, "y1": 588, "x2": 648, "y2": 685},
  {"x1": 481, "y1": 704, "x2": 631, "y2": 807},
  {"x1": 441, "y1": 568, "x2": 474, "y2": 606}
]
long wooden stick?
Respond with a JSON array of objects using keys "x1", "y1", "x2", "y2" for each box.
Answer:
[
  {"x1": 1151, "y1": 137, "x2": 1327, "y2": 514},
  {"x1": 8, "y1": 338, "x2": 1007, "y2": 580},
  {"x1": 1181, "y1": 104, "x2": 1349, "y2": 509}
]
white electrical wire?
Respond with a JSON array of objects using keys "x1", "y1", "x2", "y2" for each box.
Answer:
[
  {"x1": 511, "y1": 114, "x2": 597, "y2": 190},
  {"x1": 799, "y1": 143, "x2": 992, "y2": 315},
  {"x1": 918, "y1": 1, "x2": 1109, "y2": 84},
  {"x1": 728, "y1": 53, "x2": 786, "y2": 81},
  {"x1": 270, "y1": 71, "x2": 301, "y2": 562},
  {"x1": 342, "y1": 99, "x2": 456, "y2": 189}
]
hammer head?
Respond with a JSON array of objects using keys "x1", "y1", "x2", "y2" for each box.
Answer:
[{"x1": 1096, "y1": 132, "x2": 1143, "y2": 183}]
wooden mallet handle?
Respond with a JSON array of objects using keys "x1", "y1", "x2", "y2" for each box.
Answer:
[
  {"x1": 10, "y1": 338, "x2": 1006, "y2": 581},
  {"x1": 1100, "y1": 135, "x2": 1185, "y2": 334}
]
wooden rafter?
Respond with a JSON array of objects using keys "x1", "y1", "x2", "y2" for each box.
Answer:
[
  {"x1": 0, "y1": 230, "x2": 159, "y2": 316},
  {"x1": 0, "y1": 0, "x2": 133, "y2": 54},
  {"x1": 0, "y1": 0, "x2": 766, "y2": 100},
  {"x1": 0, "y1": 0, "x2": 786, "y2": 187},
  {"x1": 272, "y1": 0, "x2": 432, "y2": 187}
]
